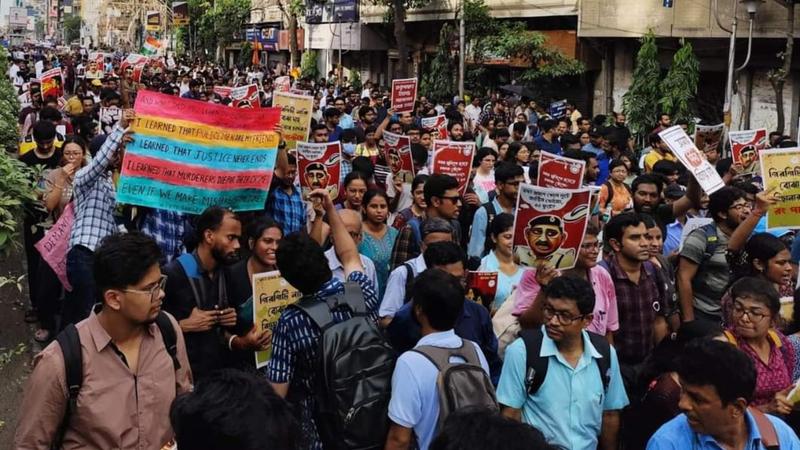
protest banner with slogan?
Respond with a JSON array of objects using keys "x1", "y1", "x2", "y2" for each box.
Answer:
[
  {"x1": 117, "y1": 91, "x2": 280, "y2": 214},
  {"x1": 34, "y1": 203, "x2": 74, "y2": 291},
  {"x1": 391, "y1": 78, "x2": 418, "y2": 114},
  {"x1": 421, "y1": 115, "x2": 448, "y2": 139},
  {"x1": 760, "y1": 148, "x2": 800, "y2": 229},
  {"x1": 227, "y1": 84, "x2": 261, "y2": 108},
  {"x1": 512, "y1": 184, "x2": 592, "y2": 270},
  {"x1": 172, "y1": 1, "x2": 189, "y2": 26},
  {"x1": 275, "y1": 76, "x2": 291, "y2": 93},
  {"x1": 729, "y1": 128, "x2": 766, "y2": 175},
  {"x1": 100, "y1": 106, "x2": 122, "y2": 134},
  {"x1": 297, "y1": 141, "x2": 342, "y2": 200},
  {"x1": 252, "y1": 271, "x2": 302, "y2": 368},
  {"x1": 694, "y1": 123, "x2": 724, "y2": 154},
  {"x1": 537, "y1": 152, "x2": 585, "y2": 190},
  {"x1": 466, "y1": 271, "x2": 498, "y2": 310},
  {"x1": 549, "y1": 99, "x2": 567, "y2": 119},
  {"x1": 432, "y1": 140, "x2": 475, "y2": 195},
  {"x1": 273, "y1": 91, "x2": 313, "y2": 150},
  {"x1": 383, "y1": 131, "x2": 414, "y2": 184},
  {"x1": 659, "y1": 126, "x2": 725, "y2": 194},
  {"x1": 40, "y1": 68, "x2": 63, "y2": 99}
]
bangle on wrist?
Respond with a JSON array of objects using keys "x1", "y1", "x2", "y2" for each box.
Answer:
[{"x1": 227, "y1": 335, "x2": 237, "y2": 351}]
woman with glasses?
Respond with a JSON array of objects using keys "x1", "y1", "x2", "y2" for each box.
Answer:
[
  {"x1": 478, "y1": 214, "x2": 523, "y2": 311},
  {"x1": 722, "y1": 277, "x2": 800, "y2": 416},
  {"x1": 517, "y1": 223, "x2": 619, "y2": 342}
]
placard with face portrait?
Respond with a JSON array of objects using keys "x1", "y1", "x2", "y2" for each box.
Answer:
[
  {"x1": 297, "y1": 141, "x2": 341, "y2": 200},
  {"x1": 729, "y1": 128, "x2": 766, "y2": 175}
]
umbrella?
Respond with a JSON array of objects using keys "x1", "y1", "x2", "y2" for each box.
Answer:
[{"x1": 498, "y1": 84, "x2": 536, "y2": 99}]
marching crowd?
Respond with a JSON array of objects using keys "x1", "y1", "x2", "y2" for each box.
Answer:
[{"x1": 8, "y1": 44, "x2": 800, "y2": 450}]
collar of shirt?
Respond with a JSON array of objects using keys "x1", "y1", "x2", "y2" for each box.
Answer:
[
  {"x1": 607, "y1": 255, "x2": 651, "y2": 283},
  {"x1": 538, "y1": 325, "x2": 602, "y2": 370},
  {"x1": 86, "y1": 310, "x2": 157, "y2": 353},
  {"x1": 411, "y1": 253, "x2": 427, "y2": 272},
  {"x1": 695, "y1": 410, "x2": 766, "y2": 448},
  {"x1": 417, "y1": 329, "x2": 459, "y2": 347},
  {"x1": 325, "y1": 247, "x2": 343, "y2": 271}
]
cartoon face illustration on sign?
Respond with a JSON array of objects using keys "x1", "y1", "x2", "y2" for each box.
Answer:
[
  {"x1": 304, "y1": 162, "x2": 330, "y2": 190},
  {"x1": 526, "y1": 215, "x2": 567, "y2": 260},
  {"x1": 740, "y1": 145, "x2": 758, "y2": 171}
]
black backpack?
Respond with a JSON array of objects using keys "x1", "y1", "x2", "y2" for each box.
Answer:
[
  {"x1": 52, "y1": 311, "x2": 180, "y2": 449},
  {"x1": 519, "y1": 328, "x2": 611, "y2": 395},
  {"x1": 295, "y1": 282, "x2": 397, "y2": 450},
  {"x1": 412, "y1": 341, "x2": 498, "y2": 434},
  {"x1": 479, "y1": 201, "x2": 498, "y2": 258},
  {"x1": 402, "y1": 262, "x2": 416, "y2": 303}
]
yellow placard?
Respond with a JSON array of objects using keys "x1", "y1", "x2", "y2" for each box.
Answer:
[
  {"x1": 760, "y1": 148, "x2": 800, "y2": 229},
  {"x1": 273, "y1": 92, "x2": 313, "y2": 150},
  {"x1": 252, "y1": 270, "x2": 303, "y2": 368}
]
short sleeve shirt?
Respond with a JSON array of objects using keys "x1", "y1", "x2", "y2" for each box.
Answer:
[{"x1": 679, "y1": 225, "x2": 730, "y2": 315}]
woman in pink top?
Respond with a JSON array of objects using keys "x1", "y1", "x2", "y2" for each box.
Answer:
[{"x1": 516, "y1": 223, "x2": 619, "y2": 342}]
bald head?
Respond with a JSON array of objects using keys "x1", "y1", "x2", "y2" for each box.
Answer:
[{"x1": 335, "y1": 209, "x2": 363, "y2": 245}]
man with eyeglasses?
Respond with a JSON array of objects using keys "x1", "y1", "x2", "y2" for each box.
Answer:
[
  {"x1": 15, "y1": 232, "x2": 193, "y2": 449},
  {"x1": 497, "y1": 276, "x2": 628, "y2": 450},
  {"x1": 333, "y1": 96, "x2": 355, "y2": 129},
  {"x1": 324, "y1": 209, "x2": 379, "y2": 289},
  {"x1": 678, "y1": 186, "x2": 750, "y2": 324}
]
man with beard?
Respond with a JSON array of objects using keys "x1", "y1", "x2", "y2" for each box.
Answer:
[
  {"x1": 517, "y1": 215, "x2": 576, "y2": 269},
  {"x1": 677, "y1": 187, "x2": 750, "y2": 324},
  {"x1": 162, "y1": 206, "x2": 243, "y2": 380},
  {"x1": 631, "y1": 173, "x2": 697, "y2": 230}
]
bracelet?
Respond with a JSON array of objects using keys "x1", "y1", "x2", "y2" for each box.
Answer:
[{"x1": 227, "y1": 334, "x2": 237, "y2": 351}]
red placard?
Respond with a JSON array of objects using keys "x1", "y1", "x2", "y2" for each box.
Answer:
[
  {"x1": 229, "y1": 84, "x2": 261, "y2": 108},
  {"x1": 512, "y1": 184, "x2": 592, "y2": 270},
  {"x1": 537, "y1": 152, "x2": 586, "y2": 190},
  {"x1": 421, "y1": 115, "x2": 448, "y2": 139},
  {"x1": 383, "y1": 131, "x2": 415, "y2": 184},
  {"x1": 297, "y1": 141, "x2": 342, "y2": 200},
  {"x1": 432, "y1": 140, "x2": 475, "y2": 195},
  {"x1": 466, "y1": 271, "x2": 498, "y2": 310},
  {"x1": 40, "y1": 68, "x2": 63, "y2": 99},
  {"x1": 391, "y1": 78, "x2": 418, "y2": 114},
  {"x1": 274, "y1": 76, "x2": 291, "y2": 93},
  {"x1": 729, "y1": 128, "x2": 767, "y2": 175}
]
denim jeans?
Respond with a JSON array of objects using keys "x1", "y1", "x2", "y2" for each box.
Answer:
[{"x1": 62, "y1": 245, "x2": 95, "y2": 327}]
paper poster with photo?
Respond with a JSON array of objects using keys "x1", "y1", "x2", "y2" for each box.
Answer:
[
  {"x1": 85, "y1": 53, "x2": 104, "y2": 79},
  {"x1": 432, "y1": 140, "x2": 475, "y2": 195},
  {"x1": 297, "y1": 141, "x2": 342, "y2": 200},
  {"x1": 228, "y1": 84, "x2": 261, "y2": 108},
  {"x1": 659, "y1": 126, "x2": 725, "y2": 194},
  {"x1": 391, "y1": 78, "x2": 418, "y2": 114},
  {"x1": 274, "y1": 76, "x2": 291, "y2": 93},
  {"x1": 694, "y1": 123, "x2": 724, "y2": 154},
  {"x1": 466, "y1": 271, "x2": 498, "y2": 310},
  {"x1": 512, "y1": 184, "x2": 592, "y2": 270},
  {"x1": 537, "y1": 152, "x2": 585, "y2": 190},
  {"x1": 100, "y1": 106, "x2": 122, "y2": 134},
  {"x1": 760, "y1": 147, "x2": 800, "y2": 229},
  {"x1": 729, "y1": 128, "x2": 766, "y2": 175},
  {"x1": 421, "y1": 115, "x2": 448, "y2": 139},
  {"x1": 40, "y1": 68, "x2": 63, "y2": 99},
  {"x1": 383, "y1": 131, "x2": 414, "y2": 184},
  {"x1": 252, "y1": 271, "x2": 303, "y2": 368},
  {"x1": 121, "y1": 54, "x2": 149, "y2": 82}
]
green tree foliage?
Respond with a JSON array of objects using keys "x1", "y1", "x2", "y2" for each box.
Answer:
[
  {"x1": 301, "y1": 50, "x2": 320, "y2": 80},
  {"x1": 349, "y1": 69, "x2": 362, "y2": 91},
  {"x1": 63, "y1": 15, "x2": 81, "y2": 44},
  {"x1": 622, "y1": 31, "x2": 661, "y2": 137},
  {"x1": 372, "y1": 0, "x2": 434, "y2": 78},
  {"x1": 0, "y1": 48, "x2": 20, "y2": 151},
  {"x1": 420, "y1": 24, "x2": 456, "y2": 103},
  {"x1": 659, "y1": 39, "x2": 699, "y2": 131},
  {"x1": 186, "y1": 0, "x2": 250, "y2": 60}
]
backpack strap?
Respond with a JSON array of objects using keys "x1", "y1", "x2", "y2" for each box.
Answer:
[
  {"x1": 294, "y1": 282, "x2": 365, "y2": 330},
  {"x1": 54, "y1": 324, "x2": 82, "y2": 449},
  {"x1": 403, "y1": 263, "x2": 415, "y2": 303},
  {"x1": 519, "y1": 328, "x2": 549, "y2": 395},
  {"x1": 176, "y1": 253, "x2": 205, "y2": 308},
  {"x1": 154, "y1": 312, "x2": 181, "y2": 370},
  {"x1": 748, "y1": 406, "x2": 780, "y2": 450},
  {"x1": 408, "y1": 217, "x2": 422, "y2": 251},
  {"x1": 412, "y1": 340, "x2": 479, "y2": 371},
  {"x1": 603, "y1": 180, "x2": 615, "y2": 206},
  {"x1": 699, "y1": 223, "x2": 719, "y2": 261},
  {"x1": 587, "y1": 331, "x2": 612, "y2": 393},
  {"x1": 481, "y1": 201, "x2": 498, "y2": 257}
]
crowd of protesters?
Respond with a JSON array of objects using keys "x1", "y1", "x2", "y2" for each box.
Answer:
[{"x1": 8, "y1": 44, "x2": 800, "y2": 450}]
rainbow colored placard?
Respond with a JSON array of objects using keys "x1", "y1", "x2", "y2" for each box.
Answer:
[{"x1": 117, "y1": 91, "x2": 281, "y2": 214}]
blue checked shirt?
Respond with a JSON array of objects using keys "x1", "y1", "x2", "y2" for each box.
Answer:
[
  {"x1": 265, "y1": 183, "x2": 306, "y2": 236},
  {"x1": 69, "y1": 127, "x2": 124, "y2": 251},
  {"x1": 139, "y1": 208, "x2": 192, "y2": 264},
  {"x1": 267, "y1": 271, "x2": 378, "y2": 450}
]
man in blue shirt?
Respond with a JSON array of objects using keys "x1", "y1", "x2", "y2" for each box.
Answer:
[
  {"x1": 467, "y1": 162, "x2": 523, "y2": 259},
  {"x1": 497, "y1": 276, "x2": 629, "y2": 450},
  {"x1": 647, "y1": 340, "x2": 800, "y2": 450},
  {"x1": 384, "y1": 268, "x2": 491, "y2": 450},
  {"x1": 323, "y1": 107, "x2": 343, "y2": 142},
  {"x1": 534, "y1": 119, "x2": 562, "y2": 156}
]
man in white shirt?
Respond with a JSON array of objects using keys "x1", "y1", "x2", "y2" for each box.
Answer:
[
  {"x1": 324, "y1": 209, "x2": 379, "y2": 289},
  {"x1": 465, "y1": 97, "x2": 482, "y2": 132}
]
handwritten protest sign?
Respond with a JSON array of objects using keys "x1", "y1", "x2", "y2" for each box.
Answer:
[
  {"x1": 537, "y1": 152, "x2": 585, "y2": 189},
  {"x1": 549, "y1": 99, "x2": 567, "y2": 119},
  {"x1": 117, "y1": 90, "x2": 280, "y2": 214},
  {"x1": 383, "y1": 131, "x2": 414, "y2": 184},
  {"x1": 659, "y1": 126, "x2": 725, "y2": 195},
  {"x1": 760, "y1": 148, "x2": 800, "y2": 229},
  {"x1": 253, "y1": 271, "x2": 302, "y2": 368},
  {"x1": 297, "y1": 141, "x2": 342, "y2": 200},
  {"x1": 422, "y1": 115, "x2": 448, "y2": 139},
  {"x1": 273, "y1": 91, "x2": 313, "y2": 150},
  {"x1": 466, "y1": 271, "x2": 498, "y2": 310},
  {"x1": 432, "y1": 140, "x2": 475, "y2": 195},
  {"x1": 34, "y1": 202, "x2": 74, "y2": 291},
  {"x1": 512, "y1": 184, "x2": 592, "y2": 270},
  {"x1": 40, "y1": 68, "x2": 63, "y2": 99},
  {"x1": 729, "y1": 128, "x2": 766, "y2": 175},
  {"x1": 694, "y1": 123, "x2": 724, "y2": 154},
  {"x1": 391, "y1": 78, "x2": 418, "y2": 114}
]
